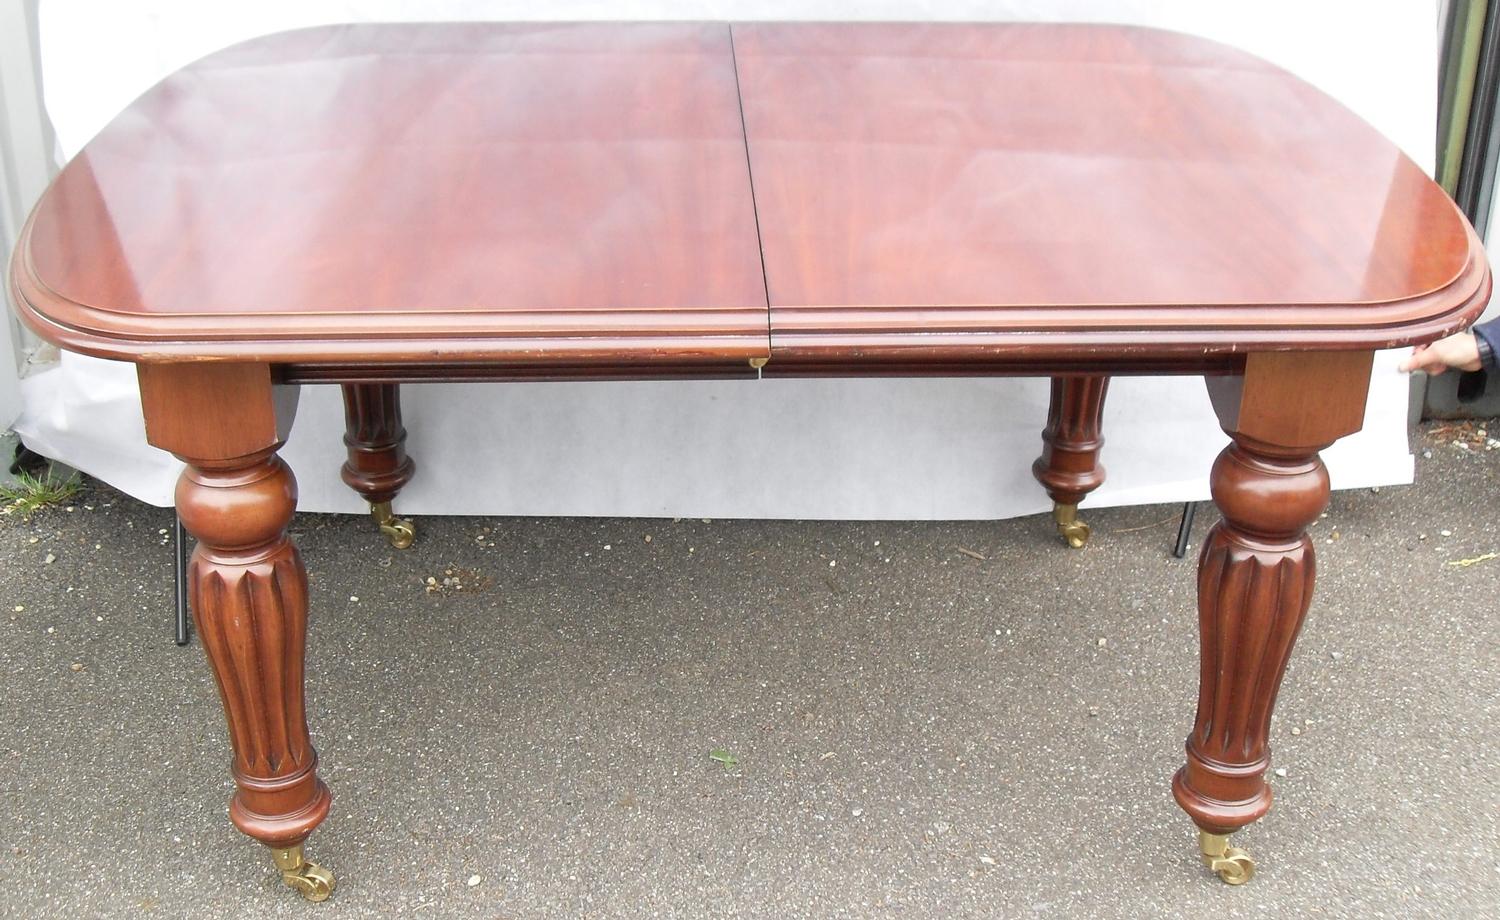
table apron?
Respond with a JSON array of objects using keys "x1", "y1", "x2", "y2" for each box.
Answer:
[{"x1": 279, "y1": 356, "x2": 1243, "y2": 385}]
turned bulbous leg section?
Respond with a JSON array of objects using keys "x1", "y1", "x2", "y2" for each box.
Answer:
[
  {"x1": 341, "y1": 383, "x2": 417, "y2": 548},
  {"x1": 178, "y1": 450, "x2": 334, "y2": 895},
  {"x1": 138, "y1": 363, "x2": 339, "y2": 897},
  {"x1": 1173, "y1": 437, "x2": 1329, "y2": 883},
  {"x1": 1033, "y1": 376, "x2": 1109, "y2": 548}
]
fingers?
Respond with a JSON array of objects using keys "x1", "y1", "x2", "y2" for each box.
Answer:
[
  {"x1": 1399, "y1": 334, "x2": 1480, "y2": 374},
  {"x1": 1399, "y1": 346, "x2": 1448, "y2": 375},
  {"x1": 1398, "y1": 345, "x2": 1433, "y2": 373}
]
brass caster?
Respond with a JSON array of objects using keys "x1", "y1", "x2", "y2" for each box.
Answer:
[
  {"x1": 1198, "y1": 830, "x2": 1256, "y2": 886},
  {"x1": 273, "y1": 844, "x2": 336, "y2": 902},
  {"x1": 1052, "y1": 502, "x2": 1091, "y2": 549},
  {"x1": 370, "y1": 501, "x2": 415, "y2": 549}
]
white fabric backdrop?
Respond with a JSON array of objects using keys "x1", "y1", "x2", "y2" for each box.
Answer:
[{"x1": 14, "y1": 1, "x2": 1440, "y2": 518}]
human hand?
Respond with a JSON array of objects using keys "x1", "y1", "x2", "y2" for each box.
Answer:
[{"x1": 1398, "y1": 332, "x2": 1482, "y2": 374}]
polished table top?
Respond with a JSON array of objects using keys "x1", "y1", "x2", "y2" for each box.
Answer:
[
  {"x1": 10, "y1": 21, "x2": 1490, "y2": 370},
  {"x1": 10, "y1": 21, "x2": 1494, "y2": 900}
]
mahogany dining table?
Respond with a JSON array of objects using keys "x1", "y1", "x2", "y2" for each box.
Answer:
[{"x1": 8, "y1": 21, "x2": 1489, "y2": 901}]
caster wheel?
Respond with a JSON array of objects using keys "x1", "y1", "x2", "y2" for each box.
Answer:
[
  {"x1": 370, "y1": 501, "x2": 416, "y2": 549},
  {"x1": 1052, "y1": 503, "x2": 1091, "y2": 548},
  {"x1": 1059, "y1": 519, "x2": 1090, "y2": 549},
  {"x1": 274, "y1": 845, "x2": 336, "y2": 902},
  {"x1": 380, "y1": 516, "x2": 416, "y2": 550},
  {"x1": 1209, "y1": 847, "x2": 1255, "y2": 886},
  {"x1": 1198, "y1": 831, "x2": 1256, "y2": 886}
]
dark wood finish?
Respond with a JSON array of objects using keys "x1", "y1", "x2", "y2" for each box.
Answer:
[
  {"x1": 138, "y1": 363, "x2": 287, "y2": 462},
  {"x1": 281, "y1": 356, "x2": 1237, "y2": 384},
  {"x1": 340, "y1": 384, "x2": 415, "y2": 506},
  {"x1": 734, "y1": 23, "x2": 1490, "y2": 366},
  {"x1": 10, "y1": 23, "x2": 768, "y2": 366},
  {"x1": 1173, "y1": 351, "x2": 1372, "y2": 835},
  {"x1": 1033, "y1": 376, "x2": 1110, "y2": 506},
  {"x1": 1207, "y1": 351, "x2": 1379, "y2": 451},
  {"x1": 9, "y1": 20, "x2": 1494, "y2": 895},
  {"x1": 9, "y1": 22, "x2": 1491, "y2": 370},
  {"x1": 138, "y1": 365, "x2": 330, "y2": 852}
]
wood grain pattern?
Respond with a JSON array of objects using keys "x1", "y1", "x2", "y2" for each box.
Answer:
[
  {"x1": 9, "y1": 21, "x2": 1490, "y2": 369},
  {"x1": 340, "y1": 384, "x2": 416, "y2": 505},
  {"x1": 1032, "y1": 376, "x2": 1110, "y2": 506},
  {"x1": 1172, "y1": 440, "x2": 1324, "y2": 834},
  {"x1": 10, "y1": 20, "x2": 1488, "y2": 889},
  {"x1": 11, "y1": 22, "x2": 768, "y2": 365},
  {"x1": 1173, "y1": 351, "x2": 1370, "y2": 836},
  {"x1": 180, "y1": 451, "x2": 331, "y2": 849},
  {"x1": 138, "y1": 363, "x2": 283, "y2": 462},
  {"x1": 1207, "y1": 351, "x2": 1374, "y2": 452},
  {"x1": 734, "y1": 23, "x2": 1490, "y2": 364},
  {"x1": 140, "y1": 364, "x2": 329, "y2": 851}
]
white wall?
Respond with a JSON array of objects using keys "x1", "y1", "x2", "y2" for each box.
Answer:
[{"x1": 0, "y1": 0, "x2": 54, "y2": 429}]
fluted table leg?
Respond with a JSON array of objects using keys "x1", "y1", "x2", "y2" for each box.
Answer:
[
  {"x1": 1173, "y1": 351, "x2": 1373, "y2": 885},
  {"x1": 341, "y1": 383, "x2": 417, "y2": 548},
  {"x1": 1032, "y1": 375, "x2": 1110, "y2": 547},
  {"x1": 139, "y1": 364, "x2": 335, "y2": 900}
]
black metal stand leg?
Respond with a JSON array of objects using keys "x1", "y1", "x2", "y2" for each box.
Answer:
[
  {"x1": 173, "y1": 512, "x2": 191, "y2": 645},
  {"x1": 1172, "y1": 501, "x2": 1198, "y2": 559}
]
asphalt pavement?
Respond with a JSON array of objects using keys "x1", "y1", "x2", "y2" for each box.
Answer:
[{"x1": 1, "y1": 421, "x2": 1497, "y2": 919}]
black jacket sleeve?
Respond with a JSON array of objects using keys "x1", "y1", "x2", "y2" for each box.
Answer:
[{"x1": 1473, "y1": 318, "x2": 1500, "y2": 371}]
